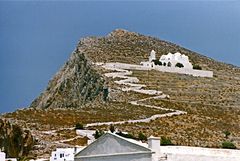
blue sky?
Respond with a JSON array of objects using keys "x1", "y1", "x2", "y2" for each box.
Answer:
[{"x1": 0, "y1": 1, "x2": 239, "y2": 113}]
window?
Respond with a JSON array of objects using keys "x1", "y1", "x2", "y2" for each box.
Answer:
[{"x1": 60, "y1": 153, "x2": 64, "y2": 158}]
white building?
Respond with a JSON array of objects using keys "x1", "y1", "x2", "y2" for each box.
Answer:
[
  {"x1": 0, "y1": 151, "x2": 6, "y2": 161},
  {"x1": 50, "y1": 147, "x2": 82, "y2": 161},
  {"x1": 75, "y1": 132, "x2": 153, "y2": 161},
  {"x1": 139, "y1": 50, "x2": 213, "y2": 77},
  {"x1": 159, "y1": 52, "x2": 193, "y2": 69},
  {"x1": 140, "y1": 50, "x2": 156, "y2": 68},
  {"x1": 75, "y1": 132, "x2": 240, "y2": 161}
]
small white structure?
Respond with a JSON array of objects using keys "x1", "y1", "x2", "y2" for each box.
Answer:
[
  {"x1": 0, "y1": 151, "x2": 6, "y2": 161},
  {"x1": 50, "y1": 147, "x2": 82, "y2": 161},
  {"x1": 148, "y1": 136, "x2": 161, "y2": 161},
  {"x1": 140, "y1": 50, "x2": 156, "y2": 68},
  {"x1": 159, "y1": 52, "x2": 193, "y2": 69},
  {"x1": 149, "y1": 50, "x2": 156, "y2": 62}
]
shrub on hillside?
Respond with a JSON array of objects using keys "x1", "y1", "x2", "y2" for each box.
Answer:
[
  {"x1": 109, "y1": 124, "x2": 115, "y2": 133},
  {"x1": 94, "y1": 129, "x2": 105, "y2": 139},
  {"x1": 223, "y1": 131, "x2": 231, "y2": 139},
  {"x1": 103, "y1": 87, "x2": 109, "y2": 101},
  {"x1": 138, "y1": 132, "x2": 147, "y2": 141},
  {"x1": 193, "y1": 64, "x2": 202, "y2": 70},
  {"x1": 161, "y1": 136, "x2": 174, "y2": 146},
  {"x1": 221, "y1": 141, "x2": 236, "y2": 149},
  {"x1": 75, "y1": 123, "x2": 84, "y2": 130},
  {"x1": 116, "y1": 131, "x2": 136, "y2": 140}
]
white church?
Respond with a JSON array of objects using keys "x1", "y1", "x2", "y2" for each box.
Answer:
[
  {"x1": 159, "y1": 52, "x2": 193, "y2": 69},
  {"x1": 140, "y1": 50, "x2": 193, "y2": 69},
  {"x1": 140, "y1": 50, "x2": 213, "y2": 77}
]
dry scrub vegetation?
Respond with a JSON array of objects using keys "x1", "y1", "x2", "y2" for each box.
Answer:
[{"x1": 4, "y1": 100, "x2": 168, "y2": 130}]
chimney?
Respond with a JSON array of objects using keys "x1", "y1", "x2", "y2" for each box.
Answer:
[
  {"x1": 148, "y1": 136, "x2": 161, "y2": 154},
  {"x1": 74, "y1": 146, "x2": 77, "y2": 154}
]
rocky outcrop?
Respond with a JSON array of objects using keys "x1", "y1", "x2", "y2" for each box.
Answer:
[
  {"x1": 0, "y1": 118, "x2": 35, "y2": 158},
  {"x1": 30, "y1": 49, "x2": 104, "y2": 109}
]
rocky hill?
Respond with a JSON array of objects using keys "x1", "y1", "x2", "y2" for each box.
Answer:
[
  {"x1": 29, "y1": 29, "x2": 240, "y2": 110},
  {"x1": 3, "y1": 29, "x2": 240, "y2": 158},
  {"x1": 0, "y1": 118, "x2": 35, "y2": 158}
]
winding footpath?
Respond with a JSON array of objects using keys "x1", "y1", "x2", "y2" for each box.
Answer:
[
  {"x1": 86, "y1": 63, "x2": 187, "y2": 127},
  {"x1": 37, "y1": 62, "x2": 188, "y2": 156}
]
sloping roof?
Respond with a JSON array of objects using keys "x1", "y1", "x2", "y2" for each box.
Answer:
[
  {"x1": 75, "y1": 132, "x2": 152, "y2": 158},
  {"x1": 111, "y1": 132, "x2": 149, "y2": 148}
]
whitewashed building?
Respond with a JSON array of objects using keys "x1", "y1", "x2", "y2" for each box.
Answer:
[
  {"x1": 50, "y1": 147, "x2": 82, "y2": 161},
  {"x1": 139, "y1": 50, "x2": 213, "y2": 77},
  {"x1": 140, "y1": 50, "x2": 156, "y2": 68},
  {"x1": 159, "y1": 52, "x2": 193, "y2": 69},
  {"x1": 75, "y1": 132, "x2": 240, "y2": 161},
  {"x1": 75, "y1": 132, "x2": 154, "y2": 161},
  {"x1": 0, "y1": 151, "x2": 6, "y2": 161}
]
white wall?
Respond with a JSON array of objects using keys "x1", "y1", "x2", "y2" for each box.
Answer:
[
  {"x1": 0, "y1": 152, "x2": 6, "y2": 161},
  {"x1": 155, "y1": 66, "x2": 213, "y2": 77},
  {"x1": 160, "y1": 146, "x2": 240, "y2": 161},
  {"x1": 166, "y1": 154, "x2": 239, "y2": 161},
  {"x1": 104, "y1": 62, "x2": 213, "y2": 78}
]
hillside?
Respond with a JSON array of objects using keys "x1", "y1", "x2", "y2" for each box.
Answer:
[
  {"x1": 2, "y1": 29, "x2": 240, "y2": 158},
  {"x1": 29, "y1": 29, "x2": 240, "y2": 110}
]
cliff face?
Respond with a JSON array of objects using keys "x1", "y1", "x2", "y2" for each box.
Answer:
[
  {"x1": 30, "y1": 50, "x2": 104, "y2": 109},
  {"x1": 0, "y1": 118, "x2": 35, "y2": 158}
]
